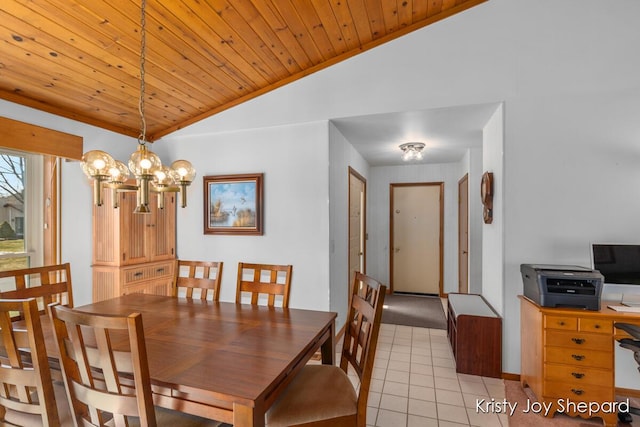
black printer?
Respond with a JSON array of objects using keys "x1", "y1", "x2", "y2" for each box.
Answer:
[{"x1": 520, "y1": 264, "x2": 604, "y2": 310}]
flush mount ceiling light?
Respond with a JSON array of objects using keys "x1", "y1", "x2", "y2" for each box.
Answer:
[
  {"x1": 81, "y1": 0, "x2": 195, "y2": 213},
  {"x1": 399, "y1": 142, "x2": 426, "y2": 161}
]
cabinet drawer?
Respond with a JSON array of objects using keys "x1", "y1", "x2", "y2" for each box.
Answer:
[
  {"x1": 578, "y1": 318, "x2": 612, "y2": 334},
  {"x1": 543, "y1": 380, "x2": 613, "y2": 401},
  {"x1": 545, "y1": 330, "x2": 612, "y2": 351},
  {"x1": 123, "y1": 262, "x2": 173, "y2": 285},
  {"x1": 545, "y1": 315, "x2": 577, "y2": 331},
  {"x1": 545, "y1": 363, "x2": 613, "y2": 386},
  {"x1": 123, "y1": 279, "x2": 171, "y2": 296},
  {"x1": 544, "y1": 346, "x2": 611, "y2": 369}
]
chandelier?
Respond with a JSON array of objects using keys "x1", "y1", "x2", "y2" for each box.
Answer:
[
  {"x1": 81, "y1": 0, "x2": 195, "y2": 214},
  {"x1": 399, "y1": 142, "x2": 425, "y2": 161}
]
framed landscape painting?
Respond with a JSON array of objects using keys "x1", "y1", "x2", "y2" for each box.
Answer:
[{"x1": 203, "y1": 173, "x2": 263, "y2": 235}]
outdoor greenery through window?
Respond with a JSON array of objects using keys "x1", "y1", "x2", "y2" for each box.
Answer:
[{"x1": 0, "y1": 151, "x2": 29, "y2": 272}]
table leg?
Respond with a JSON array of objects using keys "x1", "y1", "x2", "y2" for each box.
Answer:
[
  {"x1": 233, "y1": 403, "x2": 265, "y2": 427},
  {"x1": 321, "y1": 321, "x2": 336, "y2": 365}
]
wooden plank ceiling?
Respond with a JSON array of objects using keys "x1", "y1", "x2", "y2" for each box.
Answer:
[{"x1": 0, "y1": 0, "x2": 486, "y2": 141}]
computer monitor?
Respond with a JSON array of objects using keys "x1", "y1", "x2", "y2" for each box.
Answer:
[
  {"x1": 591, "y1": 243, "x2": 640, "y2": 305},
  {"x1": 591, "y1": 244, "x2": 640, "y2": 286}
]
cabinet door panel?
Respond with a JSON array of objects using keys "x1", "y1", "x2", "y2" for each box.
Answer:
[
  {"x1": 121, "y1": 192, "x2": 149, "y2": 265},
  {"x1": 150, "y1": 194, "x2": 176, "y2": 261}
]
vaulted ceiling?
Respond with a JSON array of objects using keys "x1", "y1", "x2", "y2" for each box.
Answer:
[{"x1": 1, "y1": 0, "x2": 486, "y2": 141}]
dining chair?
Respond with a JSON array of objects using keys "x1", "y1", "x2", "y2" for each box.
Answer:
[
  {"x1": 235, "y1": 262, "x2": 292, "y2": 308},
  {"x1": 0, "y1": 263, "x2": 73, "y2": 318},
  {"x1": 49, "y1": 304, "x2": 225, "y2": 427},
  {"x1": 49, "y1": 303, "x2": 158, "y2": 427},
  {"x1": 173, "y1": 260, "x2": 223, "y2": 301},
  {"x1": 0, "y1": 298, "x2": 71, "y2": 426},
  {"x1": 266, "y1": 272, "x2": 386, "y2": 427}
]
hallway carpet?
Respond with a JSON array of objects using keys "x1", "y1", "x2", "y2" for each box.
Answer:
[{"x1": 380, "y1": 293, "x2": 447, "y2": 329}]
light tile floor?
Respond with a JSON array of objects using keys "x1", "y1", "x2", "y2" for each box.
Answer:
[{"x1": 359, "y1": 324, "x2": 508, "y2": 427}]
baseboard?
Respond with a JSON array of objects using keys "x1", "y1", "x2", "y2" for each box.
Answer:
[
  {"x1": 617, "y1": 387, "x2": 640, "y2": 398},
  {"x1": 502, "y1": 372, "x2": 520, "y2": 381}
]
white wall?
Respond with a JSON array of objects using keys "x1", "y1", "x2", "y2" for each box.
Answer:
[
  {"x1": 503, "y1": 91, "x2": 640, "y2": 381},
  {"x1": 328, "y1": 123, "x2": 370, "y2": 326},
  {"x1": 481, "y1": 105, "x2": 504, "y2": 315},
  {"x1": 467, "y1": 147, "x2": 484, "y2": 294},
  {"x1": 162, "y1": 121, "x2": 331, "y2": 310}
]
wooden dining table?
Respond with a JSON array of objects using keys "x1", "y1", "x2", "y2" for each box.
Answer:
[{"x1": 41, "y1": 293, "x2": 337, "y2": 427}]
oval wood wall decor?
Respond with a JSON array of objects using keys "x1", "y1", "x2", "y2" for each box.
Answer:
[{"x1": 481, "y1": 172, "x2": 494, "y2": 224}]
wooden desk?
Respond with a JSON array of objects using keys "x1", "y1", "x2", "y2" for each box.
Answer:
[
  {"x1": 44, "y1": 294, "x2": 337, "y2": 427},
  {"x1": 520, "y1": 295, "x2": 640, "y2": 427}
]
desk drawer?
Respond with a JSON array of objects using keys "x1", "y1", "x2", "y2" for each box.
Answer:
[
  {"x1": 543, "y1": 380, "x2": 613, "y2": 401},
  {"x1": 545, "y1": 315, "x2": 577, "y2": 331},
  {"x1": 123, "y1": 262, "x2": 173, "y2": 285},
  {"x1": 544, "y1": 347, "x2": 611, "y2": 369},
  {"x1": 545, "y1": 330, "x2": 611, "y2": 351},
  {"x1": 545, "y1": 363, "x2": 613, "y2": 386},
  {"x1": 578, "y1": 318, "x2": 612, "y2": 334}
]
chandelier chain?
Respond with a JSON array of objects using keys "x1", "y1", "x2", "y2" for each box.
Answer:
[
  {"x1": 80, "y1": 0, "x2": 195, "y2": 212},
  {"x1": 138, "y1": 0, "x2": 147, "y2": 144}
]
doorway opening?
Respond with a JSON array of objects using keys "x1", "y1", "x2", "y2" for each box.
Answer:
[
  {"x1": 458, "y1": 174, "x2": 469, "y2": 293},
  {"x1": 348, "y1": 167, "x2": 366, "y2": 298},
  {"x1": 390, "y1": 182, "x2": 443, "y2": 296}
]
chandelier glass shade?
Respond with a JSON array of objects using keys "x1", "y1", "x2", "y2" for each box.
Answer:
[
  {"x1": 399, "y1": 142, "x2": 425, "y2": 161},
  {"x1": 80, "y1": 0, "x2": 194, "y2": 213}
]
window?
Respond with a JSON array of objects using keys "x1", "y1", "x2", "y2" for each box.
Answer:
[{"x1": 0, "y1": 149, "x2": 45, "y2": 272}]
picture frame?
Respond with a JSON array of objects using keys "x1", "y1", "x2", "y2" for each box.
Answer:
[{"x1": 203, "y1": 173, "x2": 263, "y2": 235}]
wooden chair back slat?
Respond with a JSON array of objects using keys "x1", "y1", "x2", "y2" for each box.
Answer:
[
  {"x1": 0, "y1": 263, "x2": 73, "y2": 319},
  {"x1": 0, "y1": 298, "x2": 60, "y2": 426},
  {"x1": 173, "y1": 260, "x2": 223, "y2": 301},
  {"x1": 50, "y1": 304, "x2": 157, "y2": 427},
  {"x1": 235, "y1": 263, "x2": 292, "y2": 308},
  {"x1": 341, "y1": 272, "x2": 386, "y2": 415}
]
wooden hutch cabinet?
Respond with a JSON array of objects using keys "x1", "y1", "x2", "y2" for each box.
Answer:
[{"x1": 92, "y1": 189, "x2": 176, "y2": 302}]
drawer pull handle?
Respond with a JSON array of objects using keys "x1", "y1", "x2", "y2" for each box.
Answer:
[
  {"x1": 156, "y1": 268, "x2": 165, "y2": 273},
  {"x1": 558, "y1": 321, "x2": 565, "y2": 326},
  {"x1": 571, "y1": 388, "x2": 584, "y2": 396},
  {"x1": 571, "y1": 372, "x2": 584, "y2": 379},
  {"x1": 571, "y1": 338, "x2": 585, "y2": 344},
  {"x1": 594, "y1": 324, "x2": 601, "y2": 329},
  {"x1": 571, "y1": 354, "x2": 585, "y2": 361},
  {"x1": 134, "y1": 272, "x2": 143, "y2": 277}
]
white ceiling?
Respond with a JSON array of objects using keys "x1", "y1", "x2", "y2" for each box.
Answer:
[{"x1": 330, "y1": 102, "x2": 501, "y2": 167}]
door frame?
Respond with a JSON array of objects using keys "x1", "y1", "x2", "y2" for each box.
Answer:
[
  {"x1": 389, "y1": 182, "x2": 444, "y2": 296},
  {"x1": 458, "y1": 174, "x2": 469, "y2": 293},
  {"x1": 348, "y1": 167, "x2": 366, "y2": 292}
]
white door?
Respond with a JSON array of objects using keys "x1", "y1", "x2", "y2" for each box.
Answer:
[{"x1": 391, "y1": 183, "x2": 442, "y2": 295}]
